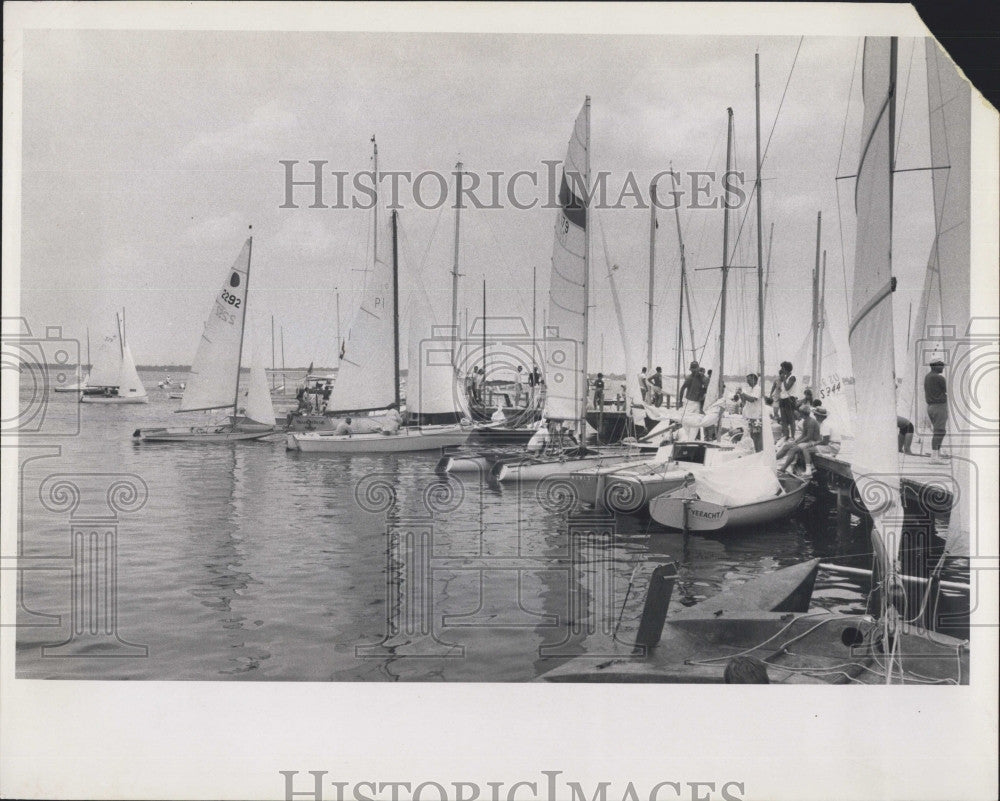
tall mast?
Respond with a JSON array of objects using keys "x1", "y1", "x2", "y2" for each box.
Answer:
[
  {"x1": 372, "y1": 137, "x2": 379, "y2": 266},
  {"x1": 818, "y1": 249, "x2": 827, "y2": 385},
  {"x1": 811, "y1": 211, "x2": 823, "y2": 387},
  {"x1": 335, "y1": 288, "x2": 341, "y2": 360},
  {"x1": 671, "y1": 166, "x2": 687, "y2": 398},
  {"x1": 646, "y1": 179, "x2": 657, "y2": 372},
  {"x1": 481, "y1": 279, "x2": 486, "y2": 377},
  {"x1": 451, "y1": 161, "x2": 463, "y2": 366},
  {"x1": 716, "y1": 107, "x2": 734, "y2": 398},
  {"x1": 271, "y1": 315, "x2": 276, "y2": 389},
  {"x1": 116, "y1": 311, "x2": 124, "y2": 358},
  {"x1": 390, "y1": 211, "x2": 400, "y2": 407},
  {"x1": 234, "y1": 229, "x2": 253, "y2": 414},
  {"x1": 531, "y1": 263, "x2": 537, "y2": 367},
  {"x1": 754, "y1": 54, "x2": 766, "y2": 434},
  {"x1": 580, "y1": 96, "x2": 592, "y2": 442},
  {"x1": 280, "y1": 326, "x2": 285, "y2": 385},
  {"x1": 86, "y1": 327, "x2": 91, "y2": 371}
]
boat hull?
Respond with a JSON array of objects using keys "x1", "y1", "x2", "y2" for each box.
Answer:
[
  {"x1": 288, "y1": 425, "x2": 469, "y2": 453},
  {"x1": 649, "y1": 474, "x2": 808, "y2": 531},
  {"x1": 573, "y1": 467, "x2": 690, "y2": 514},
  {"x1": 81, "y1": 395, "x2": 148, "y2": 404},
  {"x1": 492, "y1": 450, "x2": 651, "y2": 485},
  {"x1": 133, "y1": 425, "x2": 274, "y2": 443}
]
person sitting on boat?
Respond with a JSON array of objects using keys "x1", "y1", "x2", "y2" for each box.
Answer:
[
  {"x1": 897, "y1": 415, "x2": 915, "y2": 454},
  {"x1": 810, "y1": 406, "x2": 840, "y2": 458},
  {"x1": 526, "y1": 421, "x2": 549, "y2": 453},
  {"x1": 335, "y1": 417, "x2": 352, "y2": 436},
  {"x1": 381, "y1": 404, "x2": 403, "y2": 435},
  {"x1": 295, "y1": 387, "x2": 312, "y2": 413},
  {"x1": 777, "y1": 403, "x2": 820, "y2": 476}
]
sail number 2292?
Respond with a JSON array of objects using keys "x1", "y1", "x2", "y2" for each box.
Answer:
[{"x1": 221, "y1": 290, "x2": 242, "y2": 308}]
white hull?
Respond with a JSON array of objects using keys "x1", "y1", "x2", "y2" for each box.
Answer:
[
  {"x1": 288, "y1": 425, "x2": 469, "y2": 453},
  {"x1": 133, "y1": 424, "x2": 274, "y2": 443},
  {"x1": 649, "y1": 474, "x2": 808, "y2": 532},
  {"x1": 492, "y1": 450, "x2": 651, "y2": 483},
  {"x1": 572, "y1": 465, "x2": 691, "y2": 514},
  {"x1": 80, "y1": 394, "x2": 148, "y2": 405}
]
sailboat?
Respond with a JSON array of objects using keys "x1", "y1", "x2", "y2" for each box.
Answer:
[
  {"x1": 133, "y1": 235, "x2": 276, "y2": 443},
  {"x1": 286, "y1": 207, "x2": 469, "y2": 454},
  {"x1": 542, "y1": 41, "x2": 969, "y2": 684},
  {"x1": 79, "y1": 311, "x2": 148, "y2": 404},
  {"x1": 648, "y1": 61, "x2": 807, "y2": 532},
  {"x1": 490, "y1": 98, "x2": 657, "y2": 483}
]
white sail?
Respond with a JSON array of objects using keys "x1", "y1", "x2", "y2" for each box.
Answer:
[
  {"x1": 406, "y1": 310, "x2": 466, "y2": 418},
  {"x1": 241, "y1": 338, "x2": 275, "y2": 425},
  {"x1": 849, "y1": 38, "x2": 903, "y2": 575},
  {"x1": 544, "y1": 99, "x2": 590, "y2": 422},
  {"x1": 325, "y1": 206, "x2": 397, "y2": 413},
  {"x1": 85, "y1": 327, "x2": 123, "y2": 388},
  {"x1": 923, "y1": 37, "x2": 972, "y2": 546},
  {"x1": 179, "y1": 238, "x2": 252, "y2": 413},
  {"x1": 117, "y1": 341, "x2": 147, "y2": 399}
]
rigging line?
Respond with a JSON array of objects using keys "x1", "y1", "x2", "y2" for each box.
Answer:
[
  {"x1": 833, "y1": 38, "x2": 863, "y2": 340},
  {"x1": 836, "y1": 38, "x2": 863, "y2": 179}
]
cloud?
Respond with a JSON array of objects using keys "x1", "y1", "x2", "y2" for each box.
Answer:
[{"x1": 179, "y1": 102, "x2": 298, "y2": 164}]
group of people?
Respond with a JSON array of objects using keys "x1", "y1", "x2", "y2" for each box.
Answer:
[{"x1": 513, "y1": 364, "x2": 543, "y2": 407}]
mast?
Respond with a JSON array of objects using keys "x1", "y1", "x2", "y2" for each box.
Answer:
[
  {"x1": 271, "y1": 315, "x2": 276, "y2": 389},
  {"x1": 335, "y1": 288, "x2": 341, "y2": 360},
  {"x1": 116, "y1": 311, "x2": 124, "y2": 359},
  {"x1": 451, "y1": 161, "x2": 463, "y2": 366},
  {"x1": 280, "y1": 326, "x2": 285, "y2": 387},
  {"x1": 580, "y1": 96, "x2": 592, "y2": 443},
  {"x1": 671, "y1": 167, "x2": 687, "y2": 399},
  {"x1": 810, "y1": 211, "x2": 822, "y2": 387},
  {"x1": 481, "y1": 279, "x2": 486, "y2": 378},
  {"x1": 391, "y1": 211, "x2": 400, "y2": 407},
  {"x1": 234, "y1": 229, "x2": 253, "y2": 414},
  {"x1": 716, "y1": 107, "x2": 734, "y2": 398},
  {"x1": 372, "y1": 137, "x2": 379, "y2": 266},
  {"x1": 754, "y1": 54, "x2": 766, "y2": 436},
  {"x1": 646, "y1": 180, "x2": 657, "y2": 371},
  {"x1": 531, "y1": 263, "x2": 537, "y2": 367},
  {"x1": 86, "y1": 327, "x2": 91, "y2": 371},
  {"x1": 818, "y1": 249, "x2": 827, "y2": 385}
]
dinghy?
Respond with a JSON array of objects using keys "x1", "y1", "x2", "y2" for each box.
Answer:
[
  {"x1": 80, "y1": 312, "x2": 148, "y2": 404},
  {"x1": 287, "y1": 146, "x2": 468, "y2": 454},
  {"x1": 134, "y1": 234, "x2": 275, "y2": 443}
]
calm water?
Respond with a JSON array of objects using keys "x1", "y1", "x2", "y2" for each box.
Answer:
[{"x1": 14, "y1": 373, "x2": 969, "y2": 680}]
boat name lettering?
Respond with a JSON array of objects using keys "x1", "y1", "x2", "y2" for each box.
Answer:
[{"x1": 691, "y1": 508, "x2": 724, "y2": 520}]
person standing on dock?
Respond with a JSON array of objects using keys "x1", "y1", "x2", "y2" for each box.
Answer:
[
  {"x1": 897, "y1": 416, "x2": 915, "y2": 455},
  {"x1": 638, "y1": 367, "x2": 649, "y2": 402},
  {"x1": 924, "y1": 359, "x2": 950, "y2": 463},
  {"x1": 514, "y1": 365, "x2": 525, "y2": 406},
  {"x1": 592, "y1": 372, "x2": 605, "y2": 409},
  {"x1": 648, "y1": 366, "x2": 665, "y2": 407},
  {"x1": 774, "y1": 361, "x2": 797, "y2": 439}
]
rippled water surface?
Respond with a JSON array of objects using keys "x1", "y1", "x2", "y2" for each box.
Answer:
[{"x1": 14, "y1": 377, "x2": 969, "y2": 680}]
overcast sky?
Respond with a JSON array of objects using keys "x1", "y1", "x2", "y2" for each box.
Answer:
[{"x1": 18, "y1": 29, "x2": 943, "y2": 377}]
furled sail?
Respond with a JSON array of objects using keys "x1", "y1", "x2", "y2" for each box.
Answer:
[
  {"x1": 179, "y1": 238, "x2": 252, "y2": 412},
  {"x1": 849, "y1": 37, "x2": 903, "y2": 576},
  {"x1": 544, "y1": 99, "x2": 590, "y2": 423},
  {"x1": 325, "y1": 204, "x2": 397, "y2": 413}
]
